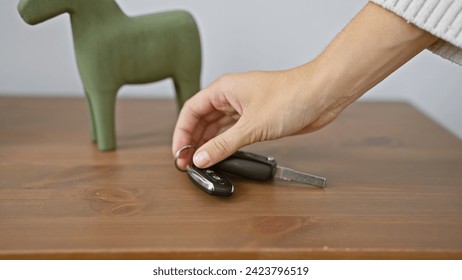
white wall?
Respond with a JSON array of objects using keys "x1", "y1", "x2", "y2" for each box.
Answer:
[{"x1": 1, "y1": 0, "x2": 461, "y2": 139}]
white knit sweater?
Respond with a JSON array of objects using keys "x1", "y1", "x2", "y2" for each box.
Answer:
[{"x1": 370, "y1": 0, "x2": 462, "y2": 65}]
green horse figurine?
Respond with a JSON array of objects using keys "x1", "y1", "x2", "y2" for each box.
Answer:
[{"x1": 18, "y1": 0, "x2": 202, "y2": 151}]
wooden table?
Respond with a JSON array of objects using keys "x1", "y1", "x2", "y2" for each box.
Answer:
[{"x1": 0, "y1": 97, "x2": 461, "y2": 259}]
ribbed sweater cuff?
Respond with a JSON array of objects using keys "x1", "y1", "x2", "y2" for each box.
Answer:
[{"x1": 370, "y1": 0, "x2": 462, "y2": 65}]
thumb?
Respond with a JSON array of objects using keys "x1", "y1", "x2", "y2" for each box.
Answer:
[{"x1": 193, "y1": 122, "x2": 250, "y2": 168}]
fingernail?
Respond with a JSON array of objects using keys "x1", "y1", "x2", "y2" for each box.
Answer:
[{"x1": 193, "y1": 150, "x2": 210, "y2": 167}]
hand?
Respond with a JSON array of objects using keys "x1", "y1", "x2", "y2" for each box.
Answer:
[
  {"x1": 172, "y1": 3, "x2": 436, "y2": 169},
  {"x1": 172, "y1": 63, "x2": 343, "y2": 169}
]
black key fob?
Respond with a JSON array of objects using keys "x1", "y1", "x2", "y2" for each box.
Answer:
[
  {"x1": 214, "y1": 151, "x2": 277, "y2": 181},
  {"x1": 186, "y1": 165, "x2": 234, "y2": 196}
]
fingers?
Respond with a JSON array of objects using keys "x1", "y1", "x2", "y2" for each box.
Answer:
[
  {"x1": 174, "y1": 114, "x2": 242, "y2": 170},
  {"x1": 172, "y1": 77, "x2": 242, "y2": 170},
  {"x1": 172, "y1": 88, "x2": 217, "y2": 155},
  {"x1": 193, "y1": 118, "x2": 251, "y2": 168}
]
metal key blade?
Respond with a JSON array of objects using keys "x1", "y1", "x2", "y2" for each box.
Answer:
[{"x1": 275, "y1": 166, "x2": 326, "y2": 188}]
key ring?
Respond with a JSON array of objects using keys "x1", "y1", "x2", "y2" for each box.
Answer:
[{"x1": 174, "y1": 145, "x2": 197, "y2": 172}]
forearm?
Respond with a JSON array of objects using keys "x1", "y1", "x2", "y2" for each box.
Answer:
[{"x1": 306, "y1": 2, "x2": 437, "y2": 112}]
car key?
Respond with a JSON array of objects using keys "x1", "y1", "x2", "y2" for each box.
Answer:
[
  {"x1": 186, "y1": 165, "x2": 235, "y2": 196},
  {"x1": 174, "y1": 145, "x2": 235, "y2": 197},
  {"x1": 214, "y1": 151, "x2": 326, "y2": 188}
]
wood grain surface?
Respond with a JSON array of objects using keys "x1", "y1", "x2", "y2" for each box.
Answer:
[{"x1": 0, "y1": 97, "x2": 461, "y2": 259}]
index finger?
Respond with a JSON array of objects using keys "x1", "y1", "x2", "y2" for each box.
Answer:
[{"x1": 172, "y1": 88, "x2": 217, "y2": 157}]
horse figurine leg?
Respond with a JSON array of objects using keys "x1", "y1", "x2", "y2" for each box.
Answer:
[
  {"x1": 172, "y1": 37, "x2": 202, "y2": 108},
  {"x1": 173, "y1": 75, "x2": 201, "y2": 109},
  {"x1": 85, "y1": 89, "x2": 118, "y2": 151},
  {"x1": 84, "y1": 90, "x2": 97, "y2": 142}
]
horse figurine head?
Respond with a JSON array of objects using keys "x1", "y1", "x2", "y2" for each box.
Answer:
[{"x1": 18, "y1": 0, "x2": 72, "y2": 25}]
